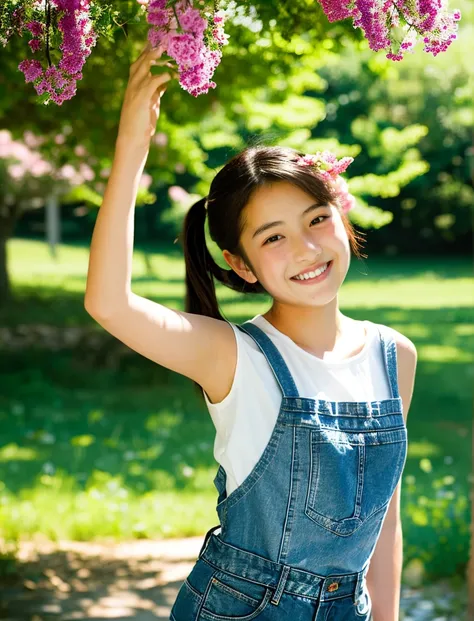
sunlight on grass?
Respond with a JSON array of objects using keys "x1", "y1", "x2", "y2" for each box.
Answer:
[
  {"x1": 1, "y1": 239, "x2": 472, "y2": 580},
  {"x1": 0, "y1": 443, "x2": 40, "y2": 462},
  {"x1": 0, "y1": 472, "x2": 218, "y2": 540},
  {"x1": 340, "y1": 277, "x2": 474, "y2": 308},
  {"x1": 408, "y1": 442, "x2": 441, "y2": 459},
  {"x1": 418, "y1": 343, "x2": 473, "y2": 363}
]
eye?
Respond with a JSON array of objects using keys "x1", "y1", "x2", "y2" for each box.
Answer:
[
  {"x1": 263, "y1": 234, "x2": 282, "y2": 245},
  {"x1": 311, "y1": 215, "x2": 329, "y2": 226},
  {"x1": 262, "y1": 215, "x2": 329, "y2": 245}
]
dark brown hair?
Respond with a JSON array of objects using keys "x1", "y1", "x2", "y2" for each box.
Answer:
[{"x1": 180, "y1": 145, "x2": 367, "y2": 394}]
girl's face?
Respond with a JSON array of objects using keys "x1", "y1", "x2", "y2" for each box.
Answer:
[{"x1": 223, "y1": 181, "x2": 351, "y2": 308}]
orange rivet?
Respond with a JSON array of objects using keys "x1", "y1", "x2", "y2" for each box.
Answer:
[{"x1": 327, "y1": 582, "x2": 339, "y2": 592}]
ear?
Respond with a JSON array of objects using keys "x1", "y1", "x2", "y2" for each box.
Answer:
[{"x1": 222, "y1": 249, "x2": 258, "y2": 284}]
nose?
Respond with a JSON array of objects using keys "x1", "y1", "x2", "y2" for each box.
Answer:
[{"x1": 292, "y1": 233, "x2": 323, "y2": 263}]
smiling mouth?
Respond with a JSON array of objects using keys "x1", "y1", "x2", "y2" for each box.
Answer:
[{"x1": 290, "y1": 260, "x2": 333, "y2": 281}]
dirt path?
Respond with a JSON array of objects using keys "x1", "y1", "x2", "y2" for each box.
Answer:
[
  {"x1": 0, "y1": 538, "x2": 467, "y2": 620},
  {"x1": 1, "y1": 537, "x2": 204, "y2": 620}
]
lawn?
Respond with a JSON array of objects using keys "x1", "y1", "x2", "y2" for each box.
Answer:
[{"x1": 0, "y1": 238, "x2": 472, "y2": 582}]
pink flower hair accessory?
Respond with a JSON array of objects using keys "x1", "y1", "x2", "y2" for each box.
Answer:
[{"x1": 295, "y1": 150, "x2": 356, "y2": 214}]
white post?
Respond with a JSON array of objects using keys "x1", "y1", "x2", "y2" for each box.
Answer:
[{"x1": 45, "y1": 191, "x2": 60, "y2": 259}]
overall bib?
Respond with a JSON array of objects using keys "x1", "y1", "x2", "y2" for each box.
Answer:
[{"x1": 170, "y1": 322, "x2": 408, "y2": 621}]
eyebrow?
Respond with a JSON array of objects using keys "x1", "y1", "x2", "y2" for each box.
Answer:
[{"x1": 251, "y1": 203, "x2": 328, "y2": 240}]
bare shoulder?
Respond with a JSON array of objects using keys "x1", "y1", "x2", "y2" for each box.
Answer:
[
  {"x1": 391, "y1": 327, "x2": 418, "y2": 375},
  {"x1": 85, "y1": 293, "x2": 237, "y2": 404},
  {"x1": 390, "y1": 327, "x2": 418, "y2": 422}
]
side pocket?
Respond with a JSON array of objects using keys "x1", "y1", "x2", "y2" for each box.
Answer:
[
  {"x1": 170, "y1": 558, "x2": 214, "y2": 620},
  {"x1": 200, "y1": 571, "x2": 273, "y2": 620},
  {"x1": 170, "y1": 579, "x2": 203, "y2": 620}
]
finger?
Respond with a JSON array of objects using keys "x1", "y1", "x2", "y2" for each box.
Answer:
[
  {"x1": 148, "y1": 43, "x2": 165, "y2": 57},
  {"x1": 132, "y1": 41, "x2": 162, "y2": 67},
  {"x1": 150, "y1": 80, "x2": 170, "y2": 101},
  {"x1": 143, "y1": 41, "x2": 164, "y2": 54},
  {"x1": 144, "y1": 73, "x2": 171, "y2": 96},
  {"x1": 148, "y1": 72, "x2": 172, "y2": 93},
  {"x1": 151, "y1": 83, "x2": 167, "y2": 107},
  {"x1": 132, "y1": 44, "x2": 166, "y2": 80},
  {"x1": 151, "y1": 62, "x2": 178, "y2": 79},
  {"x1": 135, "y1": 41, "x2": 153, "y2": 62},
  {"x1": 151, "y1": 60, "x2": 174, "y2": 68},
  {"x1": 157, "y1": 64, "x2": 179, "y2": 78}
]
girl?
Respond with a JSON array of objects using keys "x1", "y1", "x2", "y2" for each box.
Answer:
[{"x1": 85, "y1": 43, "x2": 417, "y2": 621}]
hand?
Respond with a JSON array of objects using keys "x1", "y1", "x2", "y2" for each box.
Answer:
[{"x1": 117, "y1": 42, "x2": 176, "y2": 148}]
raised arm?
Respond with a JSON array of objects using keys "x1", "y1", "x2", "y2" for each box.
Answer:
[{"x1": 84, "y1": 43, "x2": 236, "y2": 403}]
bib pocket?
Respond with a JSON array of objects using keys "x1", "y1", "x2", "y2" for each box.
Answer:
[
  {"x1": 305, "y1": 425, "x2": 407, "y2": 536},
  {"x1": 199, "y1": 570, "x2": 273, "y2": 620}
]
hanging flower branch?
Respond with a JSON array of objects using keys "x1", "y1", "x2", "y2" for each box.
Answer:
[
  {"x1": 139, "y1": 0, "x2": 229, "y2": 97},
  {"x1": 2, "y1": 0, "x2": 99, "y2": 105},
  {"x1": 317, "y1": 0, "x2": 461, "y2": 61},
  {"x1": 0, "y1": 0, "x2": 462, "y2": 106}
]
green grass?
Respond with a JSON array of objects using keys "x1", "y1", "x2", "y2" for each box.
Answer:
[{"x1": 0, "y1": 238, "x2": 472, "y2": 582}]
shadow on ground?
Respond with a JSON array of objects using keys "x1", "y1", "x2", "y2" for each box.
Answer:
[{"x1": 1, "y1": 537, "x2": 204, "y2": 620}]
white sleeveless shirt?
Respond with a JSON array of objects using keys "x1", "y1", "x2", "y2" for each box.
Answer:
[{"x1": 203, "y1": 315, "x2": 394, "y2": 496}]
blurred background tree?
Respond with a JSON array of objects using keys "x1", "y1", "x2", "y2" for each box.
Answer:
[{"x1": 1, "y1": 0, "x2": 471, "y2": 305}]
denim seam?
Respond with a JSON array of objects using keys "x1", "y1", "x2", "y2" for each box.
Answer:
[
  {"x1": 184, "y1": 578, "x2": 203, "y2": 601},
  {"x1": 322, "y1": 592, "x2": 357, "y2": 602},
  {"x1": 278, "y1": 429, "x2": 298, "y2": 561},
  {"x1": 322, "y1": 598, "x2": 335, "y2": 621},
  {"x1": 280, "y1": 403, "x2": 401, "y2": 413},
  {"x1": 195, "y1": 569, "x2": 219, "y2": 619},
  {"x1": 200, "y1": 586, "x2": 274, "y2": 621},
  {"x1": 211, "y1": 575, "x2": 262, "y2": 606},
  {"x1": 307, "y1": 493, "x2": 394, "y2": 528},
  {"x1": 200, "y1": 557, "x2": 272, "y2": 591},
  {"x1": 221, "y1": 425, "x2": 285, "y2": 511}
]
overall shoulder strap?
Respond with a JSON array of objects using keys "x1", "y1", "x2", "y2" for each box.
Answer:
[
  {"x1": 375, "y1": 324, "x2": 400, "y2": 400},
  {"x1": 236, "y1": 322, "x2": 300, "y2": 398}
]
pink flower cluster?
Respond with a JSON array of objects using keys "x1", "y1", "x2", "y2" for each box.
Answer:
[
  {"x1": 18, "y1": 0, "x2": 98, "y2": 106},
  {"x1": 317, "y1": 0, "x2": 461, "y2": 61},
  {"x1": 141, "y1": 0, "x2": 229, "y2": 97},
  {"x1": 296, "y1": 151, "x2": 356, "y2": 214}
]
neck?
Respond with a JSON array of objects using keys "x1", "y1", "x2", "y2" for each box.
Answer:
[{"x1": 262, "y1": 299, "x2": 351, "y2": 359}]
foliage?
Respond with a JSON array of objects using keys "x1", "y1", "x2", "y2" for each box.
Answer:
[
  {"x1": 308, "y1": 0, "x2": 473, "y2": 253},
  {"x1": 0, "y1": 0, "x2": 471, "y2": 293},
  {"x1": 0, "y1": 1, "x2": 438, "y2": 227}
]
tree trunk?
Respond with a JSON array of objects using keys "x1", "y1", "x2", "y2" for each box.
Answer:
[{"x1": 0, "y1": 200, "x2": 21, "y2": 308}]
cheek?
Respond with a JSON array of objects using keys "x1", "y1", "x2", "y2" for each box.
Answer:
[
  {"x1": 331, "y1": 221, "x2": 350, "y2": 249},
  {"x1": 259, "y1": 246, "x2": 288, "y2": 276}
]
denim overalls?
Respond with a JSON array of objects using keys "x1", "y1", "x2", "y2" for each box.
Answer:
[{"x1": 170, "y1": 321, "x2": 408, "y2": 621}]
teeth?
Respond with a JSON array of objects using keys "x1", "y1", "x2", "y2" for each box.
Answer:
[{"x1": 293, "y1": 262, "x2": 329, "y2": 280}]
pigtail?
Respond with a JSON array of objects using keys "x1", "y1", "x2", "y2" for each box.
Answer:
[
  {"x1": 181, "y1": 197, "x2": 266, "y2": 324},
  {"x1": 181, "y1": 197, "x2": 225, "y2": 320}
]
